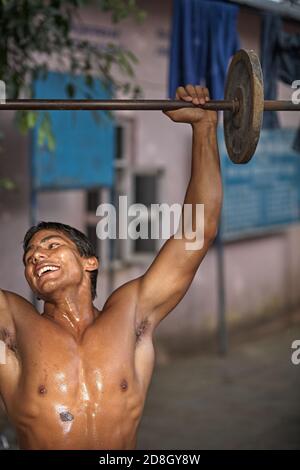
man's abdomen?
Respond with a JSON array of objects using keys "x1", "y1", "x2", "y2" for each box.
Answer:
[{"x1": 10, "y1": 358, "x2": 145, "y2": 449}]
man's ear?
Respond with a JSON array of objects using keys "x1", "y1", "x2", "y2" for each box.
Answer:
[{"x1": 83, "y1": 256, "x2": 99, "y2": 272}]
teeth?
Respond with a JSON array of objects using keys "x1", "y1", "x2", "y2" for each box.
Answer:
[{"x1": 37, "y1": 266, "x2": 59, "y2": 278}]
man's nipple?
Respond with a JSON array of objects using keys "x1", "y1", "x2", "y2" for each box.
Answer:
[
  {"x1": 38, "y1": 385, "x2": 47, "y2": 395},
  {"x1": 120, "y1": 379, "x2": 128, "y2": 391}
]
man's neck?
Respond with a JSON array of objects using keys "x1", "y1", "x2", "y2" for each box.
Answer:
[{"x1": 43, "y1": 289, "x2": 97, "y2": 341}]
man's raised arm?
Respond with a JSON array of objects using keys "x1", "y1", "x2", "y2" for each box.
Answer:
[{"x1": 137, "y1": 85, "x2": 223, "y2": 328}]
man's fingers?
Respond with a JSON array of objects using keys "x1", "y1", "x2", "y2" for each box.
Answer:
[
  {"x1": 195, "y1": 86, "x2": 210, "y2": 104},
  {"x1": 185, "y1": 84, "x2": 200, "y2": 104},
  {"x1": 195, "y1": 86, "x2": 204, "y2": 105},
  {"x1": 177, "y1": 85, "x2": 211, "y2": 105},
  {"x1": 204, "y1": 87, "x2": 210, "y2": 101},
  {"x1": 176, "y1": 86, "x2": 193, "y2": 101},
  {"x1": 172, "y1": 84, "x2": 212, "y2": 114}
]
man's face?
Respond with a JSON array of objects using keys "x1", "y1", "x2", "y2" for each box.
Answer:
[{"x1": 24, "y1": 229, "x2": 97, "y2": 301}]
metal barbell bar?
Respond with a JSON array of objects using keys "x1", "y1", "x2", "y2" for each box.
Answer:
[
  {"x1": 0, "y1": 49, "x2": 299, "y2": 163},
  {"x1": 0, "y1": 99, "x2": 299, "y2": 112},
  {"x1": 0, "y1": 99, "x2": 238, "y2": 111}
]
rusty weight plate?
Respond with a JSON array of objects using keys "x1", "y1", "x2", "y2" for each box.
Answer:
[{"x1": 224, "y1": 49, "x2": 264, "y2": 164}]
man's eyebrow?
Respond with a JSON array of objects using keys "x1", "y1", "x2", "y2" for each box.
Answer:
[{"x1": 23, "y1": 235, "x2": 66, "y2": 262}]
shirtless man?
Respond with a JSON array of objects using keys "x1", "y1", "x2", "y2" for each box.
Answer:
[{"x1": 0, "y1": 85, "x2": 222, "y2": 450}]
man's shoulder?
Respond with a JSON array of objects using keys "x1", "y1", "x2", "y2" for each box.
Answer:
[
  {"x1": 1, "y1": 289, "x2": 29, "y2": 305},
  {"x1": 0, "y1": 289, "x2": 12, "y2": 310},
  {"x1": 0, "y1": 289, "x2": 36, "y2": 319}
]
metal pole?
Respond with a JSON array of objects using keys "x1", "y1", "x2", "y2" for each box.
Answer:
[
  {"x1": 215, "y1": 230, "x2": 228, "y2": 356},
  {"x1": 0, "y1": 99, "x2": 237, "y2": 111},
  {"x1": 264, "y1": 100, "x2": 300, "y2": 111},
  {"x1": 29, "y1": 162, "x2": 38, "y2": 308},
  {"x1": 0, "y1": 99, "x2": 299, "y2": 111}
]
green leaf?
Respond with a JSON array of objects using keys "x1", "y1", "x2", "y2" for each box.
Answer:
[
  {"x1": 85, "y1": 75, "x2": 94, "y2": 88},
  {"x1": 47, "y1": 130, "x2": 56, "y2": 151},
  {"x1": 126, "y1": 50, "x2": 138, "y2": 64},
  {"x1": 27, "y1": 111, "x2": 38, "y2": 128},
  {"x1": 66, "y1": 82, "x2": 75, "y2": 98},
  {"x1": 37, "y1": 126, "x2": 46, "y2": 147},
  {"x1": 0, "y1": 178, "x2": 16, "y2": 190}
]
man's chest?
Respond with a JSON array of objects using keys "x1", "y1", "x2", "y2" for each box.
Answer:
[{"x1": 15, "y1": 313, "x2": 154, "y2": 398}]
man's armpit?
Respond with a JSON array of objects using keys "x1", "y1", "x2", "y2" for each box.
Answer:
[
  {"x1": 0, "y1": 328, "x2": 17, "y2": 356},
  {"x1": 0, "y1": 340, "x2": 6, "y2": 365}
]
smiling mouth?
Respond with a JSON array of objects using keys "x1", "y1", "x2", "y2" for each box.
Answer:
[{"x1": 36, "y1": 265, "x2": 60, "y2": 279}]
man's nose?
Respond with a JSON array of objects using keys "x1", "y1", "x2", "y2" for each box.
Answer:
[{"x1": 32, "y1": 249, "x2": 47, "y2": 264}]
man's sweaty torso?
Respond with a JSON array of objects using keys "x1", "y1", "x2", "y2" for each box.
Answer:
[{"x1": 0, "y1": 288, "x2": 155, "y2": 450}]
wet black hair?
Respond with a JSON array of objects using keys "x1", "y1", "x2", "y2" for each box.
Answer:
[{"x1": 23, "y1": 221, "x2": 98, "y2": 300}]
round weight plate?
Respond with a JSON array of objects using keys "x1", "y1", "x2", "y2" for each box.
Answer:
[{"x1": 224, "y1": 49, "x2": 264, "y2": 164}]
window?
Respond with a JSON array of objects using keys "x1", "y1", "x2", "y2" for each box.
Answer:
[
  {"x1": 132, "y1": 171, "x2": 161, "y2": 256},
  {"x1": 85, "y1": 117, "x2": 164, "y2": 268}
]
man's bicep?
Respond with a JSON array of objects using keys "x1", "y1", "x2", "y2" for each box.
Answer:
[
  {"x1": 102, "y1": 278, "x2": 141, "y2": 312},
  {"x1": 138, "y1": 235, "x2": 212, "y2": 324}
]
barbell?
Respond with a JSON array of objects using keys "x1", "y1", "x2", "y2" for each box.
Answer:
[{"x1": 0, "y1": 49, "x2": 299, "y2": 164}]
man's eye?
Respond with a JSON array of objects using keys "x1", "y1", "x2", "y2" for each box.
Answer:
[{"x1": 49, "y1": 243, "x2": 59, "y2": 249}]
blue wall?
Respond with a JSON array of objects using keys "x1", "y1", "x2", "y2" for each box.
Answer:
[
  {"x1": 32, "y1": 72, "x2": 115, "y2": 190},
  {"x1": 219, "y1": 128, "x2": 300, "y2": 240}
]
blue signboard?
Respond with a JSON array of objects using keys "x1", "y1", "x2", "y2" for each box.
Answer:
[
  {"x1": 32, "y1": 72, "x2": 115, "y2": 190},
  {"x1": 219, "y1": 128, "x2": 300, "y2": 240}
]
